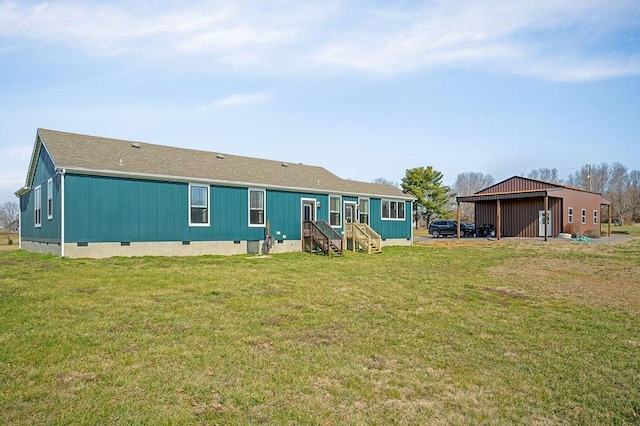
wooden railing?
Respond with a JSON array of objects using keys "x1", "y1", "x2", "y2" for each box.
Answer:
[
  {"x1": 345, "y1": 222, "x2": 382, "y2": 254},
  {"x1": 303, "y1": 221, "x2": 343, "y2": 256}
]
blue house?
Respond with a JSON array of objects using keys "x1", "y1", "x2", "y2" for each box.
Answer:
[{"x1": 15, "y1": 129, "x2": 414, "y2": 258}]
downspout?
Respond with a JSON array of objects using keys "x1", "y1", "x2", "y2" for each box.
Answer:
[
  {"x1": 60, "y1": 169, "x2": 65, "y2": 257},
  {"x1": 410, "y1": 200, "x2": 414, "y2": 245}
]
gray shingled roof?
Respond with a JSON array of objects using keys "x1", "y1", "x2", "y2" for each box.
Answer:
[{"x1": 33, "y1": 128, "x2": 411, "y2": 199}]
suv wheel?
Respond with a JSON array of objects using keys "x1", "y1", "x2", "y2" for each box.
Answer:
[{"x1": 432, "y1": 230, "x2": 440, "y2": 238}]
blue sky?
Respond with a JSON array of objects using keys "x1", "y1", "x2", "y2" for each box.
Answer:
[{"x1": 1, "y1": 0, "x2": 639, "y2": 204}]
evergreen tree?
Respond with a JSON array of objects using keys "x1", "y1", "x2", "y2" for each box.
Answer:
[{"x1": 401, "y1": 166, "x2": 452, "y2": 228}]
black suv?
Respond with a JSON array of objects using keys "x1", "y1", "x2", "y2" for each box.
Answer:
[{"x1": 428, "y1": 220, "x2": 475, "y2": 238}]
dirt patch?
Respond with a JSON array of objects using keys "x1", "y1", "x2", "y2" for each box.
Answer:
[{"x1": 489, "y1": 255, "x2": 640, "y2": 312}]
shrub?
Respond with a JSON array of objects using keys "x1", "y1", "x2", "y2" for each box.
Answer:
[{"x1": 584, "y1": 229, "x2": 601, "y2": 238}]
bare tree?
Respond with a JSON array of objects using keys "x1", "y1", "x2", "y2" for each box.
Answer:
[
  {"x1": 629, "y1": 170, "x2": 640, "y2": 222},
  {"x1": 607, "y1": 162, "x2": 629, "y2": 224},
  {"x1": 567, "y1": 163, "x2": 610, "y2": 193},
  {"x1": 0, "y1": 201, "x2": 19, "y2": 244},
  {"x1": 452, "y1": 172, "x2": 494, "y2": 222},
  {"x1": 372, "y1": 177, "x2": 399, "y2": 187},
  {"x1": 0, "y1": 201, "x2": 19, "y2": 231},
  {"x1": 528, "y1": 168, "x2": 562, "y2": 184},
  {"x1": 566, "y1": 162, "x2": 640, "y2": 225}
]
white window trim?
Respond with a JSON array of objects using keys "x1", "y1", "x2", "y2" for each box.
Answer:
[
  {"x1": 593, "y1": 209, "x2": 598, "y2": 224},
  {"x1": 381, "y1": 199, "x2": 406, "y2": 221},
  {"x1": 329, "y1": 195, "x2": 342, "y2": 228},
  {"x1": 47, "y1": 178, "x2": 53, "y2": 220},
  {"x1": 358, "y1": 197, "x2": 370, "y2": 225},
  {"x1": 581, "y1": 208, "x2": 587, "y2": 225},
  {"x1": 188, "y1": 183, "x2": 210, "y2": 227},
  {"x1": 248, "y1": 188, "x2": 266, "y2": 227},
  {"x1": 568, "y1": 207, "x2": 573, "y2": 224},
  {"x1": 34, "y1": 185, "x2": 42, "y2": 228}
]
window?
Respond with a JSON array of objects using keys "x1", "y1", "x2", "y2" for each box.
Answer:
[
  {"x1": 47, "y1": 178, "x2": 53, "y2": 220},
  {"x1": 358, "y1": 198, "x2": 369, "y2": 224},
  {"x1": 593, "y1": 210, "x2": 598, "y2": 224},
  {"x1": 581, "y1": 209, "x2": 587, "y2": 225},
  {"x1": 382, "y1": 200, "x2": 405, "y2": 220},
  {"x1": 249, "y1": 189, "x2": 265, "y2": 226},
  {"x1": 189, "y1": 184, "x2": 209, "y2": 226},
  {"x1": 34, "y1": 185, "x2": 42, "y2": 227},
  {"x1": 568, "y1": 207, "x2": 573, "y2": 224},
  {"x1": 329, "y1": 196, "x2": 341, "y2": 227}
]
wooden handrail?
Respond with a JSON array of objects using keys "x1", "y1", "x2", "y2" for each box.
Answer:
[
  {"x1": 303, "y1": 221, "x2": 343, "y2": 255},
  {"x1": 351, "y1": 222, "x2": 382, "y2": 254}
]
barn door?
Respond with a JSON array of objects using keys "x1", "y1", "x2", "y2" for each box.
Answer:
[{"x1": 538, "y1": 210, "x2": 552, "y2": 237}]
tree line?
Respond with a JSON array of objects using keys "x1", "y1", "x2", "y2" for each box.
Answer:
[{"x1": 376, "y1": 161, "x2": 640, "y2": 227}]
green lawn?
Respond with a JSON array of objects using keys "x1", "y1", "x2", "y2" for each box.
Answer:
[{"x1": 1, "y1": 240, "x2": 639, "y2": 424}]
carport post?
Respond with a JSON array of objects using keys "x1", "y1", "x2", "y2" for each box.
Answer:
[
  {"x1": 607, "y1": 204, "x2": 611, "y2": 237},
  {"x1": 496, "y1": 199, "x2": 501, "y2": 241},
  {"x1": 457, "y1": 201, "x2": 461, "y2": 239}
]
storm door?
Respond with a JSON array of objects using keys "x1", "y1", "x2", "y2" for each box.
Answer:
[{"x1": 538, "y1": 210, "x2": 552, "y2": 237}]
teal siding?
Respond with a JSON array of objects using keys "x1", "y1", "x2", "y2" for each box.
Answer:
[
  {"x1": 370, "y1": 199, "x2": 412, "y2": 241},
  {"x1": 59, "y1": 174, "x2": 412, "y2": 245},
  {"x1": 65, "y1": 176, "x2": 267, "y2": 243},
  {"x1": 66, "y1": 175, "x2": 185, "y2": 242},
  {"x1": 20, "y1": 145, "x2": 61, "y2": 242},
  {"x1": 266, "y1": 190, "x2": 327, "y2": 241},
  {"x1": 211, "y1": 186, "x2": 264, "y2": 241}
]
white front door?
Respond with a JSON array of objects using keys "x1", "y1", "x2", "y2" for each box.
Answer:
[
  {"x1": 539, "y1": 210, "x2": 551, "y2": 237},
  {"x1": 302, "y1": 199, "x2": 316, "y2": 223},
  {"x1": 344, "y1": 203, "x2": 356, "y2": 226}
]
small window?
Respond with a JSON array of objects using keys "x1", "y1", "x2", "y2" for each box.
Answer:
[
  {"x1": 34, "y1": 185, "x2": 42, "y2": 227},
  {"x1": 249, "y1": 189, "x2": 265, "y2": 226},
  {"x1": 47, "y1": 178, "x2": 53, "y2": 220},
  {"x1": 593, "y1": 210, "x2": 598, "y2": 224},
  {"x1": 359, "y1": 198, "x2": 369, "y2": 224},
  {"x1": 329, "y1": 195, "x2": 341, "y2": 227},
  {"x1": 189, "y1": 184, "x2": 209, "y2": 226},
  {"x1": 581, "y1": 209, "x2": 587, "y2": 225},
  {"x1": 382, "y1": 200, "x2": 406, "y2": 220},
  {"x1": 568, "y1": 207, "x2": 573, "y2": 224}
]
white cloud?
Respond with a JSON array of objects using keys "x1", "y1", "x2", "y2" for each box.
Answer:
[
  {"x1": 313, "y1": 0, "x2": 640, "y2": 80},
  {"x1": 0, "y1": 0, "x2": 638, "y2": 81},
  {"x1": 211, "y1": 92, "x2": 273, "y2": 107}
]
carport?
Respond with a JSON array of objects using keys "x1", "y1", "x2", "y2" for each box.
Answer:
[{"x1": 455, "y1": 177, "x2": 612, "y2": 241}]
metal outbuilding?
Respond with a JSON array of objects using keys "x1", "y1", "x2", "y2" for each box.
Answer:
[{"x1": 455, "y1": 176, "x2": 612, "y2": 241}]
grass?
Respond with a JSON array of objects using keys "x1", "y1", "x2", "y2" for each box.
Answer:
[
  {"x1": 602, "y1": 223, "x2": 640, "y2": 236},
  {"x1": 0, "y1": 230, "x2": 17, "y2": 246},
  {"x1": 1, "y1": 240, "x2": 639, "y2": 424}
]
